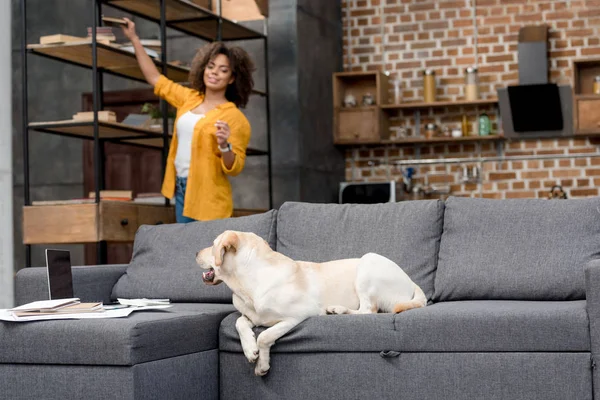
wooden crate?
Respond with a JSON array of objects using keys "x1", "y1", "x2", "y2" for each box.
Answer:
[
  {"x1": 574, "y1": 95, "x2": 600, "y2": 134},
  {"x1": 23, "y1": 202, "x2": 175, "y2": 244},
  {"x1": 332, "y1": 71, "x2": 390, "y2": 144},
  {"x1": 333, "y1": 107, "x2": 389, "y2": 144}
]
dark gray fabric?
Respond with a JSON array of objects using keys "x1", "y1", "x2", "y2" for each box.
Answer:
[
  {"x1": 0, "y1": 351, "x2": 218, "y2": 400},
  {"x1": 276, "y1": 200, "x2": 444, "y2": 301},
  {"x1": 393, "y1": 300, "x2": 590, "y2": 352},
  {"x1": 111, "y1": 210, "x2": 277, "y2": 302},
  {"x1": 220, "y1": 300, "x2": 589, "y2": 353},
  {"x1": 220, "y1": 352, "x2": 593, "y2": 400},
  {"x1": 584, "y1": 259, "x2": 600, "y2": 400},
  {"x1": 434, "y1": 196, "x2": 600, "y2": 301},
  {"x1": 15, "y1": 264, "x2": 127, "y2": 306},
  {"x1": 0, "y1": 303, "x2": 234, "y2": 365},
  {"x1": 219, "y1": 312, "x2": 401, "y2": 353}
]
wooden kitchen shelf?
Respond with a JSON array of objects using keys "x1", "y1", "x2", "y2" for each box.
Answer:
[
  {"x1": 335, "y1": 134, "x2": 505, "y2": 147},
  {"x1": 27, "y1": 41, "x2": 190, "y2": 83},
  {"x1": 103, "y1": 0, "x2": 264, "y2": 41},
  {"x1": 381, "y1": 98, "x2": 499, "y2": 110},
  {"x1": 29, "y1": 119, "x2": 162, "y2": 141},
  {"x1": 23, "y1": 201, "x2": 176, "y2": 244}
]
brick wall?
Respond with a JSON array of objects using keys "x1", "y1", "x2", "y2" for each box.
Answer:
[{"x1": 341, "y1": 0, "x2": 600, "y2": 199}]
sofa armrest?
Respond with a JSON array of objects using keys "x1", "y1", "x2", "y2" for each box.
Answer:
[{"x1": 15, "y1": 264, "x2": 128, "y2": 306}]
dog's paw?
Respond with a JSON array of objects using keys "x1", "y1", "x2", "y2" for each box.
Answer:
[
  {"x1": 244, "y1": 348, "x2": 259, "y2": 363},
  {"x1": 326, "y1": 305, "x2": 348, "y2": 315},
  {"x1": 254, "y1": 361, "x2": 270, "y2": 377}
]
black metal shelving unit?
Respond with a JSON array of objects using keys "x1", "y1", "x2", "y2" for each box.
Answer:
[{"x1": 20, "y1": 0, "x2": 272, "y2": 267}]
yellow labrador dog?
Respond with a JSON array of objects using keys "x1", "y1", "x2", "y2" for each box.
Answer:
[{"x1": 195, "y1": 230, "x2": 427, "y2": 376}]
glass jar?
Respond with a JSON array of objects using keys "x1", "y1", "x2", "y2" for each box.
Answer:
[
  {"x1": 424, "y1": 123, "x2": 437, "y2": 139},
  {"x1": 594, "y1": 76, "x2": 600, "y2": 95},
  {"x1": 478, "y1": 113, "x2": 490, "y2": 136},
  {"x1": 423, "y1": 69, "x2": 436, "y2": 103},
  {"x1": 465, "y1": 66, "x2": 479, "y2": 101}
]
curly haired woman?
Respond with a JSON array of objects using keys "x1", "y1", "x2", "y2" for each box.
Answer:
[{"x1": 121, "y1": 18, "x2": 254, "y2": 223}]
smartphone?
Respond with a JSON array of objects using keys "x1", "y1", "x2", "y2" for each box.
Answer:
[{"x1": 45, "y1": 249, "x2": 74, "y2": 300}]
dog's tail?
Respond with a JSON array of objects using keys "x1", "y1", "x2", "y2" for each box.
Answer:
[{"x1": 392, "y1": 284, "x2": 427, "y2": 313}]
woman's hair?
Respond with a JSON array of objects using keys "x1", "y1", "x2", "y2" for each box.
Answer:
[{"x1": 189, "y1": 42, "x2": 255, "y2": 108}]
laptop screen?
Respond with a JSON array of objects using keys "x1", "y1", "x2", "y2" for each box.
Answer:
[{"x1": 45, "y1": 249, "x2": 74, "y2": 300}]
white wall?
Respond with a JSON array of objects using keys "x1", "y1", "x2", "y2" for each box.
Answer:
[{"x1": 0, "y1": 0, "x2": 14, "y2": 308}]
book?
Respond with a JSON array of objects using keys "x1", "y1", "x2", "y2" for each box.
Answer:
[
  {"x1": 10, "y1": 298, "x2": 80, "y2": 312},
  {"x1": 72, "y1": 111, "x2": 117, "y2": 122},
  {"x1": 88, "y1": 190, "x2": 133, "y2": 200},
  {"x1": 102, "y1": 16, "x2": 127, "y2": 27},
  {"x1": 13, "y1": 302, "x2": 104, "y2": 317}
]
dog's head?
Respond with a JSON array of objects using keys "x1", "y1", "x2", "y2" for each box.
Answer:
[{"x1": 195, "y1": 230, "x2": 272, "y2": 286}]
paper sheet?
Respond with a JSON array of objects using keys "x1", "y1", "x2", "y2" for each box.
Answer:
[{"x1": 0, "y1": 305, "x2": 172, "y2": 323}]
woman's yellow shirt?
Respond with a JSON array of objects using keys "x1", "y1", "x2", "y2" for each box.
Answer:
[{"x1": 154, "y1": 74, "x2": 251, "y2": 221}]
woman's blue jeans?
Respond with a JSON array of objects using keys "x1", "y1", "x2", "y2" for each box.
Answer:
[{"x1": 175, "y1": 176, "x2": 195, "y2": 224}]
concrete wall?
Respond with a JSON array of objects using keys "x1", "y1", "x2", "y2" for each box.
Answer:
[
  {"x1": 269, "y1": 0, "x2": 344, "y2": 207},
  {"x1": 1, "y1": 1, "x2": 14, "y2": 308}
]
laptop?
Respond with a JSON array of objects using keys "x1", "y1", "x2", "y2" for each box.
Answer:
[{"x1": 45, "y1": 249, "x2": 74, "y2": 300}]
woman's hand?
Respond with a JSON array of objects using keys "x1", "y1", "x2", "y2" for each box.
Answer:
[
  {"x1": 215, "y1": 120, "x2": 231, "y2": 147},
  {"x1": 121, "y1": 17, "x2": 138, "y2": 42}
]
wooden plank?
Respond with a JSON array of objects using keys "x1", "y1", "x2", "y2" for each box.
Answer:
[
  {"x1": 232, "y1": 208, "x2": 268, "y2": 217},
  {"x1": 29, "y1": 120, "x2": 162, "y2": 139},
  {"x1": 23, "y1": 204, "x2": 99, "y2": 244},
  {"x1": 28, "y1": 42, "x2": 190, "y2": 82},
  {"x1": 334, "y1": 135, "x2": 505, "y2": 146},
  {"x1": 171, "y1": 19, "x2": 262, "y2": 40},
  {"x1": 107, "y1": 0, "x2": 210, "y2": 20},
  {"x1": 380, "y1": 98, "x2": 499, "y2": 110}
]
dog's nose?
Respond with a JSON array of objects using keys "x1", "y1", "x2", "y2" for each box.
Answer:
[{"x1": 195, "y1": 251, "x2": 199, "y2": 257}]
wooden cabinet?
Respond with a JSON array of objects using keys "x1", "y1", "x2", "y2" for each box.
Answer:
[
  {"x1": 334, "y1": 107, "x2": 388, "y2": 144},
  {"x1": 23, "y1": 202, "x2": 175, "y2": 245},
  {"x1": 333, "y1": 71, "x2": 390, "y2": 144},
  {"x1": 574, "y1": 96, "x2": 600, "y2": 133},
  {"x1": 573, "y1": 59, "x2": 600, "y2": 134}
]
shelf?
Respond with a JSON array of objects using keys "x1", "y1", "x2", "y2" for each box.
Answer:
[
  {"x1": 381, "y1": 98, "x2": 499, "y2": 110},
  {"x1": 123, "y1": 135, "x2": 269, "y2": 155},
  {"x1": 335, "y1": 134, "x2": 505, "y2": 147},
  {"x1": 103, "y1": 0, "x2": 265, "y2": 41},
  {"x1": 574, "y1": 129, "x2": 600, "y2": 136},
  {"x1": 29, "y1": 119, "x2": 269, "y2": 155},
  {"x1": 335, "y1": 106, "x2": 378, "y2": 111},
  {"x1": 29, "y1": 120, "x2": 163, "y2": 141},
  {"x1": 28, "y1": 41, "x2": 190, "y2": 83}
]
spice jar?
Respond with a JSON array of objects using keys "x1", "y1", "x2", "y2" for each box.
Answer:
[
  {"x1": 465, "y1": 66, "x2": 479, "y2": 101},
  {"x1": 594, "y1": 76, "x2": 600, "y2": 95},
  {"x1": 424, "y1": 123, "x2": 437, "y2": 139},
  {"x1": 423, "y1": 69, "x2": 436, "y2": 103}
]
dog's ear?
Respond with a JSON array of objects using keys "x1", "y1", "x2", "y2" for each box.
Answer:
[{"x1": 213, "y1": 231, "x2": 239, "y2": 266}]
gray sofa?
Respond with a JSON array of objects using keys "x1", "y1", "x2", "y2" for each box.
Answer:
[{"x1": 3, "y1": 196, "x2": 600, "y2": 400}]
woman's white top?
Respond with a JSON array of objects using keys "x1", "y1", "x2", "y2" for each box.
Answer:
[{"x1": 175, "y1": 111, "x2": 206, "y2": 178}]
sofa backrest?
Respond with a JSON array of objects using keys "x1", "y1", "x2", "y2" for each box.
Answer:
[
  {"x1": 433, "y1": 196, "x2": 600, "y2": 301},
  {"x1": 275, "y1": 200, "x2": 445, "y2": 301},
  {"x1": 111, "y1": 210, "x2": 277, "y2": 303}
]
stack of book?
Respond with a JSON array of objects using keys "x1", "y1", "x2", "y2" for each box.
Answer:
[{"x1": 9, "y1": 298, "x2": 103, "y2": 318}]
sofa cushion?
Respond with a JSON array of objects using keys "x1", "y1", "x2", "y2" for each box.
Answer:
[
  {"x1": 434, "y1": 196, "x2": 600, "y2": 301},
  {"x1": 111, "y1": 210, "x2": 277, "y2": 302},
  {"x1": 0, "y1": 303, "x2": 235, "y2": 366},
  {"x1": 219, "y1": 301, "x2": 589, "y2": 353},
  {"x1": 275, "y1": 200, "x2": 444, "y2": 301}
]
